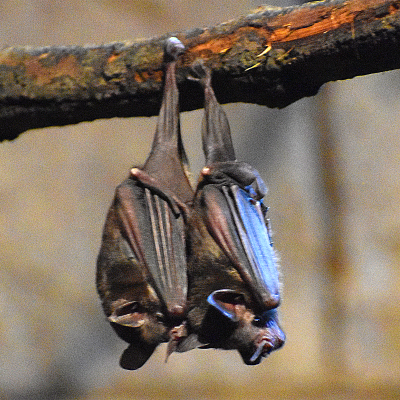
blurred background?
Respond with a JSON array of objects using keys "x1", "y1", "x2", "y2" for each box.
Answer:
[{"x1": 1, "y1": 1, "x2": 400, "y2": 399}]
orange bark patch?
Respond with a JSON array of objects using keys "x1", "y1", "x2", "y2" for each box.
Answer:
[
  {"x1": 133, "y1": 69, "x2": 163, "y2": 83},
  {"x1": 190, "y1": 36, "x2": 236, "y2": 54},
  {"x1": 107, "y1": 53, "x2": 119, "y2": 63},
  {"x1": 187, "y1": 0, "x2": 400, "y2": 58},
  {"x1": 24, "y1": 54, "x2": 81, "y2": 85},
  {"x1": 267, "y1": 0, "x2": 400, "y2": 42}
]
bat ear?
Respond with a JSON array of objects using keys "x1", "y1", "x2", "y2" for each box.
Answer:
[
  {"x1": 119, "y1": 342, "x2": 157, "y2": 370},
  {"x1": 198, "y1": 290, "x2": 246, "y2": 343},
  {"x1": 108, "y1": 301, "x2": 147, "y2": 327},
  {"x1": 207, "y1": 289, "x2": 246, "y2": 322}
]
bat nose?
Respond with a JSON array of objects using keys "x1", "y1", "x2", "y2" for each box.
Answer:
[
  {"x1": 271, "y1": 327, "x2": 285, "y2": 350},
  {"x1": 260, "y1": 319, "x2": 285, "y2": 356},
  {"x1": 259, "y1": 331, "x2": 285, "y2": 359},
  {"x1": 267, "y1": 324, "x2": 285, "y2": 352}
]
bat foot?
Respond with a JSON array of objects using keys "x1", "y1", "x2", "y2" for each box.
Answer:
[{"x1": 165, "y1": 37, "x2": 185, "y2": 61}]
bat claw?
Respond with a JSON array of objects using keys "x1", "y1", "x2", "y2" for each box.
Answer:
[
  {"x1": 165, "y1": 37, "x2": 185, "y2": 60},
  {"x1": 165, "y1": 323, "x2": 188, "y2": 362},
  {"x1": 201, "y1": 167, "x2": 211, "y2": 176}
]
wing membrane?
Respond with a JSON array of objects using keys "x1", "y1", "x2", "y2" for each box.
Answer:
[
  {"x1": 231, "y1": 186, "x2": 279, "y2": 303},
  {"x1": 116, "y1": 180, "x2": 187, "y2": 318},
  {"x1": 202, "y1": 182, "x2": 279, "y2": 308}
]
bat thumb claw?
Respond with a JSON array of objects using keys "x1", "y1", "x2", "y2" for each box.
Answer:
[{"x1": 165, "y1": 323, "x2": 188, "y2": 361}]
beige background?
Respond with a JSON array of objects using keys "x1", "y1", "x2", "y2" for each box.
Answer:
[{"x1": 0, "y1": 1, "x2": 400, "y2": 399}]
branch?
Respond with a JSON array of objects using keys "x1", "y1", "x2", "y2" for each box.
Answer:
[{"x1": 1, "y1": 0, "x2": 400, "y2": 140}]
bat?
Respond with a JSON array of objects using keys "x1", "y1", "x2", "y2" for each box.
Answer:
[
  {"x1": 180, "y1": 62, "x2": 285, "y2": 365},
  {"x1": 96, "y1": 37, "x2": 193, "y2": 370}
]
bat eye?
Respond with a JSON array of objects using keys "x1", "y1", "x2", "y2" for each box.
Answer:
[
  {"x1": 253, "y1": 309, "x2": 278, "y2": 327},
  {"x1": 155, "y1": 312, "x2": 165, "y2": 322},
  {"x1": 208, "y1": 289, "x2": 246, "y2": 305}
]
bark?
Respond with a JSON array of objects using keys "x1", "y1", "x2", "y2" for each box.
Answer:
[{"x1": 1, "y1": 0, "x2": 400, "y2": 140}]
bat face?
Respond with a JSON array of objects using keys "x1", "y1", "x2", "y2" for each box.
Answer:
[
  {"x1": 182, "y1": 63, "x2": 285, "y2": 364},
  {"x1": 96, "y1": 37, "x2": 193, "y2": 370},
  {"x1": 203, "y1": 290, "x2": 285, "y2": 364}
]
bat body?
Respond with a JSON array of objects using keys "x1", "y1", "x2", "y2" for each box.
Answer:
[
  {"x1": 97, "y1": 45, "x2": 284, "y2": 368},
  {"x1": 96, "y1": 38, "x2": 193, "y2": 370},
  {"x1": 181, "y1": 64, "x2": 285, "y2": 364}
]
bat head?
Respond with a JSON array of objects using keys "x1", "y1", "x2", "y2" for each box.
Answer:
[
  {"x1": 234, "y1": 309, "x2": 285, "y2": 365},
  {"x1": 198, "y1": 289, "x2": 285, "y2": 364},
  {"x1": 107, "y1": 299, "x2": 169, "y2": 370}
]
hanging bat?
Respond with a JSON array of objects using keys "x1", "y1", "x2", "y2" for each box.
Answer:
[
  {"x1": 96, "y1": 37, "x2": 193, "y2": 370},
  {"x1": 180, "y1": 63, "x2": 285, "y2": 365}
]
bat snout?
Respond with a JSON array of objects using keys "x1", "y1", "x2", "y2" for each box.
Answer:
[
  {"x1": 239, "y1": 317, "x2": 285, "y2": 365},
  {"x1": 260, "y1": 327, "x2": 285, "y2": 355},
  {"x1": 262, "y1": 317, "x2": 286, "y2": 353}
]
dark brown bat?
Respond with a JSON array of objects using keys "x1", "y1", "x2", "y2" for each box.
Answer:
[
  {"x1": 96, "y1": 37, "x2": 193, "y2": 370},
  {"x1": 179, "y1": 63, "x2": 285, "y2": 365}
]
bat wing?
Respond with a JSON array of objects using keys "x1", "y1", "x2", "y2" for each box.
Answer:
[
  {"x1": 192, "y1": 63, "x2": 279, "y2": 308},
  {"x1": 115, "y1": 177, "x2": 187, "y2": 318},
  {"x1": 108, "y1": 38, "x2": 191, "y2": 321},
  {"x1": 200, "y1": 177, "x2": 279, "y2": 309},
  {"x1": 231, "y1": 185, "x2": 279, "y2": 300}
]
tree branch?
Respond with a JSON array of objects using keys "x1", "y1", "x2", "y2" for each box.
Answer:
[{"x1": 1, "y1": 0, "x2": 400, "y2": 140}]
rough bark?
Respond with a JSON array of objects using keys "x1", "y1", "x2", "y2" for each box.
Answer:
[{"x1": 1, "y1": 0, "x2": 400, "y2": 140}]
